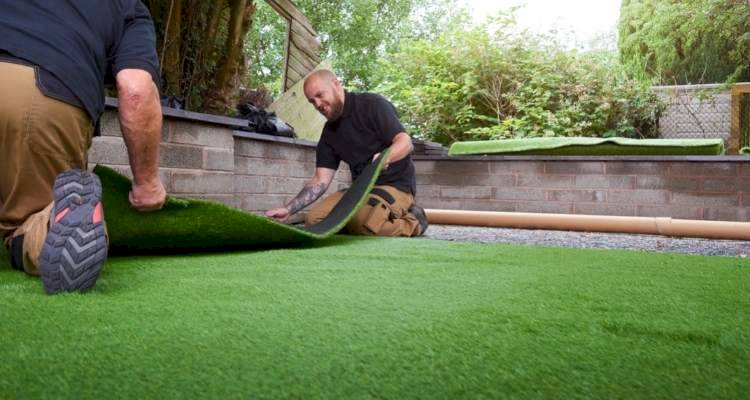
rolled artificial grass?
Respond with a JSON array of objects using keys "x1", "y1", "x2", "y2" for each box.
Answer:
[
  {"x1": 1, "y1": 237, "x2": 748, "y2": 399},
  {"x1": 448, "y1": 137, "x2": 726, "y2": 156},
  {"x1": 95, "y1": 150, "x2": 388, "y2": 254},
  {"x1": 740, "y1": 146, "x2": 750, "y2": 155}
]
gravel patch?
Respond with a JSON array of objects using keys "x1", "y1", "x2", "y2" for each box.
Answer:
[{"x1": 424, "y1": 225, "x2": 750, "y2": 258}]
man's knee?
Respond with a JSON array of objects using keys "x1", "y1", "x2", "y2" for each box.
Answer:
[
  {"x1": 304, "y1": 211, "x2": 322, "y2": 226},
  {"x1": 304, "y1": 190, "x2": 346, "y2": 227},
  {"x1": 304, "y1": 203, "x2": 333, "y2": 226}
]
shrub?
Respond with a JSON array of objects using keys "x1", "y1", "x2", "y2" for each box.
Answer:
[
  {"x1": 619, "y1": 0, "x2": 750, "y2": 85},
  {"x1": 377, "y1": 17, "x2": 664, "y2": 145}
]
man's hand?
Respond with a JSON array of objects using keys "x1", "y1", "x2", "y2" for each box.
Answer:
[
  {"x1": 265, "y1": 168, "x2": 334, "y2": 223},
  {"x1": 372, "y1": 152, "x2": 389, "y2": 170},
  {"x1": 265, "y1": 207, "x2": 291, "y2": 222},
  {"x1": 129, "y1": 180, "x2": 166, "y2": 212},
  {"x1": 374, "y1": 132, "x2": 413, "y2": 170}
]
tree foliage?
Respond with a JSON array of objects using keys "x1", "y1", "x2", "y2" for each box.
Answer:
[
  {"x1": 245, "y1": 1, "x2": 287, "y2": 95},
  {"x1": 619, "y1": 0, "x2": 750, "y2": 84},
  {"x1": 147, "y1": 0, "x2": 462, "y2": 113},
  {"x1": 377, "y1": 13, "x2": 663, "y2": 145},
  {"x1": 246, "y1": 0, "x2": 466, "y2": 94},
  {"x1": 146, "y1": 0, "x2": 256, "y2": 114},
  {"x1": 294, "y1": 0, "x2": 414, "y2": 90}
]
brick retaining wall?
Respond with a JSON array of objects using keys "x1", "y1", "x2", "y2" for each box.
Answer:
[
  {"x1": 414, "y1": 156, "x2": 750, "y2": 222},
  {"x1": 90, "y1": 104, "x2": 750, "y2": 222},
  {"x1": 90, "y1": 107, "x2": 350, "y2": 214}
]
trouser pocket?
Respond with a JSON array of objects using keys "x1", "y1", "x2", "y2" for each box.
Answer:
[{"x1": 363, "y1": 196, "x2": 394, "y2": 234}]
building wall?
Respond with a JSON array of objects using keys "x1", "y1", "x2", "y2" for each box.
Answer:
[{"x1": 90, "y1": 107, "x2": 750, "y2": 223}]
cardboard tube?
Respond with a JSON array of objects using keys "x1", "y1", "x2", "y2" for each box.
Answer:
[{"x1": 425, "y1": 209, "x2": 750, "y2": 241}]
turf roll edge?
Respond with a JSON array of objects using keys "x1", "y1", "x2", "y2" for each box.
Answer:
[
  {"x1": 94, "y1": 150, "x2": 389, "y2": 253},
  {"x1": 448, "y1": 137, "x2": 726, "y2": 156}
]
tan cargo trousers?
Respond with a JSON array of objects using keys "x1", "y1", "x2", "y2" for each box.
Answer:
[
  {"x1": 305, "y1": 185, "x2": 422, "y2": 237},
  {"x1": 0, "y1": 62, "x2": 93, "y2": 274}
]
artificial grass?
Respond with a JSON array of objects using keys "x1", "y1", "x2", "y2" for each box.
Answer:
[
  {"x1": 741, "y1": 146, "x2": 750, "y2": 155},
  {"x1": 95, "y1": 150, "x2": 388, "y2": 254},
  {"x1": 448, "y1": 137, "x2": 726, "y2": 156},
  {"x1": 1, "y1": 238, "x2": 749, "y2": 399}
]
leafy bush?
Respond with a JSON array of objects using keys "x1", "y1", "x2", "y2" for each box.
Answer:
[
  {"x1": 376, "y1": 15, "x2": 664, "y2": 145},
  {"x1": 619, "y1": 0, "x2": 750, "y2": 85}
]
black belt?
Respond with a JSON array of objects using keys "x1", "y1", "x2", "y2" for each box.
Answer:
[{"x1": 369, "y1": 188, "x2": 395, "y2": 205}]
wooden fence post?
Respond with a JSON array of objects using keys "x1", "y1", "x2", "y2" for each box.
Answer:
[{"x1": 730, "y1": 83, "x2": 750, "y2": 154}]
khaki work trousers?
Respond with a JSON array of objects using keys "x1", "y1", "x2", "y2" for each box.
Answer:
[
  {"x1": 0, "y1": 62, "x2": 93, "y2": 274},
  {"x1": 305, "y1": 185, "x2": 422, "y2": 237}
]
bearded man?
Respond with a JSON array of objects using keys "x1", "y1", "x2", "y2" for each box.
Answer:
[{"x1": 265, "y1": 69, "x2": 427, "y2": 237}]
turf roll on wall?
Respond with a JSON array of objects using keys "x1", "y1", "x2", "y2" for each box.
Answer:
[
  {"x1": 94, "y1": 150, "x2": 389, "y2": 253},
  {"x1": 448, "y1": 137, "x2": 726, "y2": 156}
]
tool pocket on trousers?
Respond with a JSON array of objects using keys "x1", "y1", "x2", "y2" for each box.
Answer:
[{"x1": 363, "y1": 197, "x2": 393, "y2": 234}]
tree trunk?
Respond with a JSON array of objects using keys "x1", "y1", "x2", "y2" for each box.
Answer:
[
  {"x1": 205, "y1": 0, "x2": 226, "y2": 60},
  {"x1": 202, "y1": 0, "x2": 256, "y2": 113},
  {"x1": 147, "y1": 1, "x2": 163, "y2": 28},
  {"x1": 162, "y1": 0, "x2": 183, "y2": 96}
]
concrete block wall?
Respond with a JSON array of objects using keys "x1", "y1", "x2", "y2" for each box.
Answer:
[
  {"x1": 233, "y1": 133, "x2": 351, "y2": 213},
  {"x1": 90, "y1": 109, "x2": 239, "y2": 208},
  {"x1": 414, "y1": 157, "x2": 750, "y2": 222},
  {"x1": 90, "y1": 108, "x2": 351, "y2": 215},
  {"x1": 91, "y1": 104, "x2": 750, "y2": 223}
]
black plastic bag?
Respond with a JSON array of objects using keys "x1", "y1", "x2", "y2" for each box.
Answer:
[
  {"x1": 237, "y1": 103, "x2": 296, "y2": 138},
  {"x1": 160, "y1": 95, "x2": 185, "y2": 110}
]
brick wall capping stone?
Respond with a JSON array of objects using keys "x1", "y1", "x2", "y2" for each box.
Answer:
[
  {"x1": 233, "y1": 130, "x2": 318, "y2": 148},
  {"x1": 413, "y1": 155, "x2": 750, "y2": 162},
  {"x1": 233, "y1": 131, "x2": 450, "y2": 152},
  {"x1": 105, "y1": 97, "x2": 453, "y2": 154},
  {"x1": 106, "y1": 97, "x2": 249, "y2": 129}
]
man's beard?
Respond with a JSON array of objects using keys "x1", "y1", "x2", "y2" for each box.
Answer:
[{"x1": 325, "y1": 96, "x2": 344, "y2": 121}]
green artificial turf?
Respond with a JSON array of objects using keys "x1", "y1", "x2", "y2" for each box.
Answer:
[
  {"x1": 95, "y1": 150, "x2": 388, "y2": 254},
  {"x1": 1, "y1": 238, "x2": 749, "y2": 399},
  {"x1": 448, "y1": 137, "x2": 726, "y2": 156},
  {"x1": 741, "y1": 146, "x2": 750, "y2": 155}
]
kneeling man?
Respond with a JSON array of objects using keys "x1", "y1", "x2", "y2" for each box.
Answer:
[{"x1": 265, "y1": 69, "x2": 427, "y2": 236}]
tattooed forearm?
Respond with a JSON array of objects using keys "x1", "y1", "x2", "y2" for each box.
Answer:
[{"x1": 286, "y1": 181, "x2": 328, "y2": 215}]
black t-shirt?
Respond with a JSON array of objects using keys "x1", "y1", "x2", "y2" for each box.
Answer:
[
  {"x1": 316, "y1": 92, "x2": 417, "y2": 195},
  {"x1": 0, "y1": 0, "x2": 160, "y2": 123}
]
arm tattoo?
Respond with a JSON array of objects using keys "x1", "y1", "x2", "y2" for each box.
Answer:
[{"x1": 286, "y1": 182, "x2": 328, "y2": 215}]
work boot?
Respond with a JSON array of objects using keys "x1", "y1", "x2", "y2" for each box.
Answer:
[
  {"x1": 409, "y1": 204, "x2": 429, "y2": 236},
  {"x1": 38, "y1": 169, "x2": 108, "y2": 294}
]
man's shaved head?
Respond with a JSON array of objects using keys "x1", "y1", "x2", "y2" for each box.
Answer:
[
  {"x1": 304, "y1": 69, "x2": 337, "y2": 90},
  {"x1": 303, "y1": 69, "x2": 345, "y2": 121}
]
